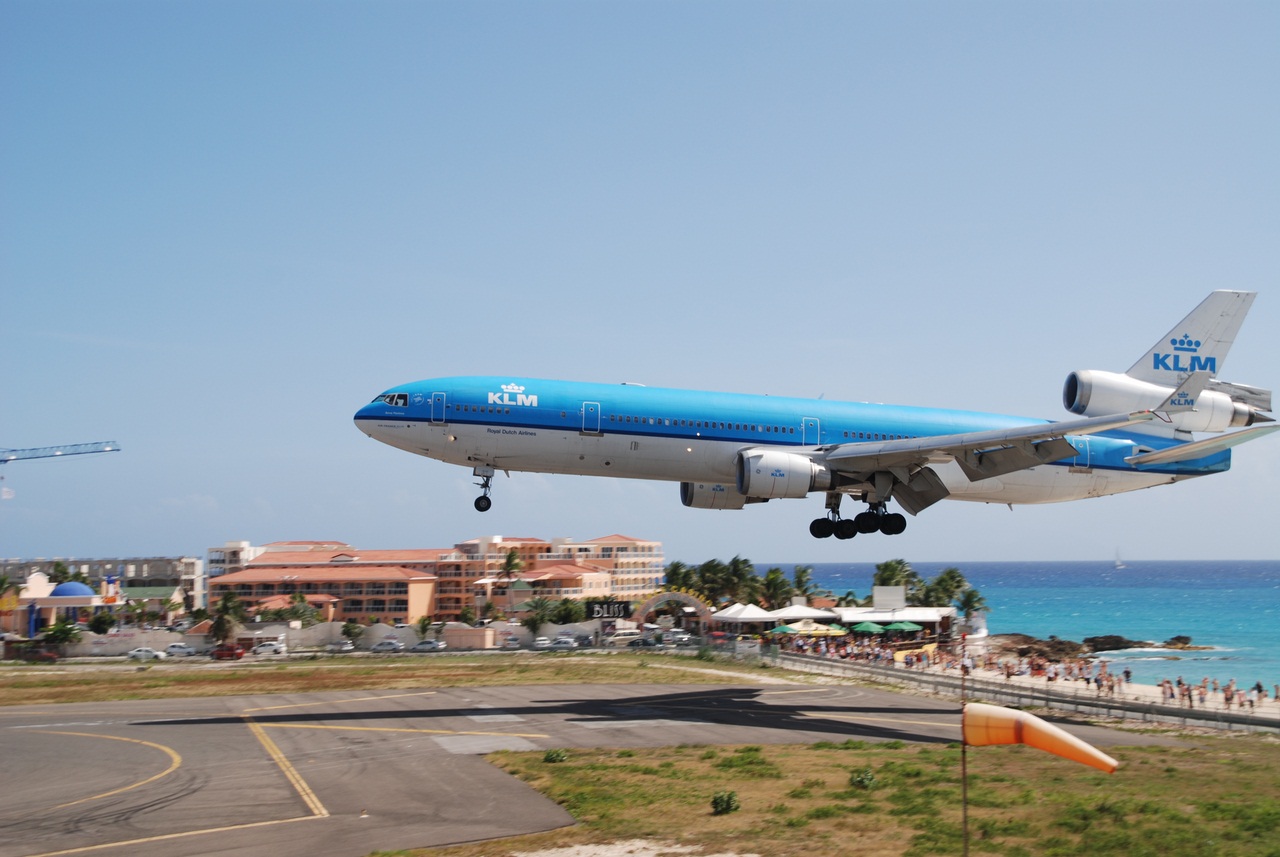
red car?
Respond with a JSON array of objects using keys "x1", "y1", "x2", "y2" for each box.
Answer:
[{"x1": 211, "y1": 644, "x2": 245, "y2": 660}]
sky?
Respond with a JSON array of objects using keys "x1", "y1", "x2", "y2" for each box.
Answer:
[{"x1": 2, "y1": 1, "x2": 1277, "y2": 566}]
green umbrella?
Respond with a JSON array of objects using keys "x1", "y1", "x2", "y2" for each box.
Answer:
[
  {"x1": 884, "y1": 621, "x2": 923, "y2": 631},
  {"x1": 825, "y1": 623, "x2": 848, "y2": 633},
  {"x1": 852, "y1": 621, "x2": 886, "y2": 633},
  {"x1": 767, "y1": 624, "x2": 796, "y2": 634}
]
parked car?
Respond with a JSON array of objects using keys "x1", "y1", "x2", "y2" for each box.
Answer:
[
  {"x1": 327, "y1": 639, "x2": 355, "y2": 652},
  {"x1": 252, "y1": 641, "x2": 287, "y2": 655},
  {"x1": 627, "y1": 638, "x2": 660, "y2": 648},
  {"x1": 668, "y1": 632, "x2": 694, "y2": 646},
  {"x1": 501, "y1": 637, "x2": 521, "y2": 649},
  {"x1": 532, "y1": 636, "x2": 552, "y2": 649},
  {"x1": 550, "y1": 637, "x2": 577, "y2": 650},
  {"x1": 165, "y1": 643, "x2": 199, "y2": 657},
  {"x1": 127, "y1": 647, "x2": 167, "y2": 661},
  {"x1": 575, "y1": 634, "x2": 595, "y2": 648},
  {"x1": 410, "y1": 639, "x2": 446, "y2": 652},
  {"x1": 370, "y1": 639, "x2": 404, "y2": 653},
  {"x1": 211, "y1": 644, "x2": 246, "y2": 660}
]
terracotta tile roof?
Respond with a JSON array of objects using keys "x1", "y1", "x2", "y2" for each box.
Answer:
[
  {"x1": 246, "y1": 549, "x2": 450, "y2": 566},
  {"x1": 211, "y1": 565, "x2": 436, "y2": 584},
  {"x1": 581, "y1": 534, "x2": 649, "y2": 543}
]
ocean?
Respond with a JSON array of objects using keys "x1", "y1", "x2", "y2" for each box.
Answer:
[{"x1": 780, "y1": 560, "x2": 1280, "y2": 689}]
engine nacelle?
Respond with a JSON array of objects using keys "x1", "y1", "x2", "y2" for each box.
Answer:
[
  {"x1": 735, "y1": 450, "x2": 834, "y2": 499},
  {"x1": 680, "y1": 481, "x2": 749, "y2": 510},
  {"x1": 1064, "y1": 370, "x2": 1257, "y2": 433}
]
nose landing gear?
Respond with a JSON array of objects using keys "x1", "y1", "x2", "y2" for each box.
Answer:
[{"x1": 473, "y1": 466, "x2": 495, "y2": 512}]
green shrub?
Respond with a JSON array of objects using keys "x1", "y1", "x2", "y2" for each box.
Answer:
[
  {"x1": 543, "y1": 748, "x2": 569, "y2": 763},
  {"x1": 850, "y1": 767, "x2": 877, "y2": 790},
  {"x1": 711, "y1": 790, "x2": 741, "y2": 815}
]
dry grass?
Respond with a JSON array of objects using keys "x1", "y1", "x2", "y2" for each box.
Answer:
[{"x1": 0, "y1": 652, "x2": 758, "y2": 706}]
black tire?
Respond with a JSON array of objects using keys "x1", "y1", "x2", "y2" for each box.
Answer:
[
  {"x1": 474, "y1": 496, "x2": 492, "y2": 512},
  {"x1": 880, "y1": 513, "x2": 907, "y2": 535},
  {"x1": 834, "y1": 519, "x2": 859, "y2": 540},
  {"x1": 809, "y1": 518, "x2": 835, "y2": 539},
  {"x1": 854, "y1": 510, "x2": 880, "y2": 534}
]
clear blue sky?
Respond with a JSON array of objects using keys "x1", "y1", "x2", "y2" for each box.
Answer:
[{"x1": 3, "y1": 1, "x2": 1277, "y2": 565}]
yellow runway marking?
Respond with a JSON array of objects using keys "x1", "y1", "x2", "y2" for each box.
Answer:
[
  {"x1": 260, "y1": 722, "x2": 549, "y2": 738},
  {"x1": 26, "y1": 814, "x2": 321, "y2": 857},
  {"x1": 243, "y1": 716, "x2": 329, "y2": 818},
  {"x1": 241, "y1": 690, "x2": 437, "y2": 713},
  {"x1": 41, "y1": 731, "x2": 181, "y2": 810}
]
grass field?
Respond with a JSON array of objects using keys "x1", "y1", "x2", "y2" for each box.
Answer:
[{"x1": 4, "y1": 652, "x2": 1278, "y2": 857}]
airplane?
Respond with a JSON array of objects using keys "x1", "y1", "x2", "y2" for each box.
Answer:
[{"x1": 354, "y1": 291, "x2": 1276, "y2": 541}]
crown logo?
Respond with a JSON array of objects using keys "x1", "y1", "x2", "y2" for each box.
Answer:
[
  {"x1": 1170, "y1": 334, "x2": 1201, "y2": 353},
  {"x1": 501, "y1": 383, "x2": 525, "y2": 394}
]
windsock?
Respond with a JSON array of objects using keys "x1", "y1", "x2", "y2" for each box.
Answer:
[{"x1": 962, "y1": 702, "x2": 1119, "y2": 774}]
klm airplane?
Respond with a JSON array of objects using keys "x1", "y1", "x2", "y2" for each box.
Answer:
[{"x1": 354, "y1": 291, "x2": 1276, "y2": 540}]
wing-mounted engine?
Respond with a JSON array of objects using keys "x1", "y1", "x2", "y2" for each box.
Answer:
[
  {"x1": 1064, "y1": 370, "x2": 1272, "y2": 433},
  {"x1": 680, "y1": 481, "x2": 752, "y2": 510},
  {"x1": 735, "y1": 450, "x2": 834, "y2": 499}
]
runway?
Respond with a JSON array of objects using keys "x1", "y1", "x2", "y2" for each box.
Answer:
[{"x1": 0, "y1": 682, "x2": 1179, "y2": 857}]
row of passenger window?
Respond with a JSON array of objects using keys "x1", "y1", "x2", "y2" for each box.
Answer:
[
  {"x1": 445, "y1": 401, "x2": 910, "y2": 442},
  {"x1": 608, "y1": 414, "x2": 798, "y2": 434}
]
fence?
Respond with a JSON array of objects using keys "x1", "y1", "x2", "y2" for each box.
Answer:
[{"x1": 765, "y1": 649, "x2": 1280, "y2": 735}]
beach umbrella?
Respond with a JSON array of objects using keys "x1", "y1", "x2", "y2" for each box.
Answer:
[
  {"x1": 825, "y1": 623, "x2": 848, "y2": 634},
  {"x1": 767, "y1": 625, "x2": 796, "y2": 635},
  {"x1": 884, "y1": 621, "x2": 923, "y2": 631},
  {"x1": 852, "y1": 621, "x2": 886, "y2": 633}
]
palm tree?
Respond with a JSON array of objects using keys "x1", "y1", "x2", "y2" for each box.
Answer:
[
  {"x1": 955, "y1": 588, "x2": 989, "y2": 619},
  {"x1": 520, "y1": 596, "x2": 557, "y2": 639},
  {"x1": 42, "y1": 616, "x2": 82, "y2": 650},
  {"x1": 873, "y1": 559, "x2": 924, "y2": 603},
  {"x1": 760, "y1": 568, "x2": 794, "y2": 609},
  {"x1": 920, "y1": 567, "x2": 969, "y2": 607},
  {"x1": 663, "y1": 561, "x2": 695, "y2": 591},
  {"x1": 499, "y1": 549, "x2": 523, "y2": 612},
  {"x1": 791, "y1": 565, "x2": 820, "y2": 602},
  {"x1": 210, "y1": 592, "x2": 247, "y2": 644}
]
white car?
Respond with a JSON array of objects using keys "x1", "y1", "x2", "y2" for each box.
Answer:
[
  {"x1": 410, "y1": 639, "x2": 446, "y2": 652},
  {"x1": 165, "y1": 643, "x2": 199, "y2": 657},
  {"x1": 370, "y1": 639, "x2": 404, "y2": 653},
  {"x1": 127, "y1": 647, "x2": 167, "y2": 661},
  {"x1": 252, "y1": 641, "x2": 287, "y2": 655},
  {"x1": 550, "y1": 637, "x2": 577, "y2": 650},
  {"x1": 327, "y1": 639, "x2": 356, "y2": 652},
  {"x1": 501, "y1": 637, "x2": 521, "y2": 649},
  {"x1": 532, "y1": 637, "x2": 552, "y2": 649}
]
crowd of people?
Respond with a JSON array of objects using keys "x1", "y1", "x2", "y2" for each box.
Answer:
[{"x1": 773, "y1": 631, "x2": 1278, "y2": 713}]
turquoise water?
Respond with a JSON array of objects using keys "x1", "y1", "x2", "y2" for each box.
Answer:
[{"x1": 785, "y1": 560, "x2": 1280, "y2": 688}]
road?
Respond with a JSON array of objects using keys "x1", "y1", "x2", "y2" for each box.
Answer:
[{"x1": 0, "y1": 681, "x2": 1181, "y2": 857}]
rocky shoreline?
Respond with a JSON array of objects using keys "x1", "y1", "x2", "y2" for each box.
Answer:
[{"x1": 986, "y1": 633, "x2": 1213, "y2": 661}]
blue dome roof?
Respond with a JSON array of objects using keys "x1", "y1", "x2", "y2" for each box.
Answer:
[{"x1": 49, "y1": 581, "x2": 96, "y2": 597}]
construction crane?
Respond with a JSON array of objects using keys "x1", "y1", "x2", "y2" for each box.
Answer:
[{"x1": 1, "y1": 442, "x2": 121, "y2": 463}]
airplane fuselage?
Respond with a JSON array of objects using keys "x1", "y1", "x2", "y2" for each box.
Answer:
[{"x1": 354, "y1": 375, "x2": 1225, "y2": 507}]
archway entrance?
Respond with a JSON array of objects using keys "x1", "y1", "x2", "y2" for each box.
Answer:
[{"x1": 632, "y1": 590, "x2": 714, "y2": 635}]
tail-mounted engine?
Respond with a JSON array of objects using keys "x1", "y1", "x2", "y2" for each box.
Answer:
[
  {"x1": 736, "y1": 450, "x2": 834, "y2": 499},
  {"x1": 1064, "y1": 370, "x2": 1272, "y2": 433}
]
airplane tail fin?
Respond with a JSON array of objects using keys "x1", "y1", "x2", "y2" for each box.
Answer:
[{"x1": 1126, "y1": 290, "x2": 1255, "y2": 385}]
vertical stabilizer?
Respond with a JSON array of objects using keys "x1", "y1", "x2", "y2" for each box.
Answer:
[{"x1": 1126, "y1": 290, "x2": 1255, "y2": 384}]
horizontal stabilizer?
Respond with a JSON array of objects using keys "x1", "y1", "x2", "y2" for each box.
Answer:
[{"x1": 1125, "y1": 425, "x2": 1280, "y2": 467}]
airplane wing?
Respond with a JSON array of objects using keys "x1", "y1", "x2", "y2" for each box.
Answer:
[
  {"x1": 817, "y1": 411, "x2": 1155, "y2": 515},
  {"x1": 1124, "y1": 424, "x2": 1280, "y2": 467}
]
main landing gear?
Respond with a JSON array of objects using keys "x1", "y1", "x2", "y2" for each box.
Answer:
[
  {"x1": 473, "y1": 465, "x2": 494, "y2": 512},
  {"x1": 809, "y1": 500, "x2": 906, "y2": 540}
]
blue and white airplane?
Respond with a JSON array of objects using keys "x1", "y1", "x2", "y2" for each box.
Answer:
[{"x1": 354, "y1": 291, "x2": 1275, "y2": 540}]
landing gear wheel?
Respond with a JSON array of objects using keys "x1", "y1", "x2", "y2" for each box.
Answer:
[
  {"x1": 474, "y1": 496, "x2": 492, "y2": 512},
  {"x1": 879, "y1": 512, "x2": 907, "y2": 535},
  {"x1": 834, "y1": 519, "x2": 858, "y2": 540},
  {"x1": 809, "y1": 518, "x2": 836, "y2": 539},
  {"x1": 854, "y1": 511, "x2": 880, "y2": 534}
]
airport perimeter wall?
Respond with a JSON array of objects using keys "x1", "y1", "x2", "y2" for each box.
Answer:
[{"x1": 764, "y1": 649, "x2": 1280, "y2": 736}]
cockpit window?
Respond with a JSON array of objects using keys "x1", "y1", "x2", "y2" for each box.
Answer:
[{"x1": 373, "y1": 393, "x2": 409, "y2": 407}]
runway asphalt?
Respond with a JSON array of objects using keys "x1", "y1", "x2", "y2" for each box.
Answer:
[{"x1": 0, "y1": 681, "x2": 1183, "y2": 857}]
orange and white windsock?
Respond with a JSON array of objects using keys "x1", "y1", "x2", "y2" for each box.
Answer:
[{"x1": 962, "y1": 702, "x2": 1119, "y2": 774}]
